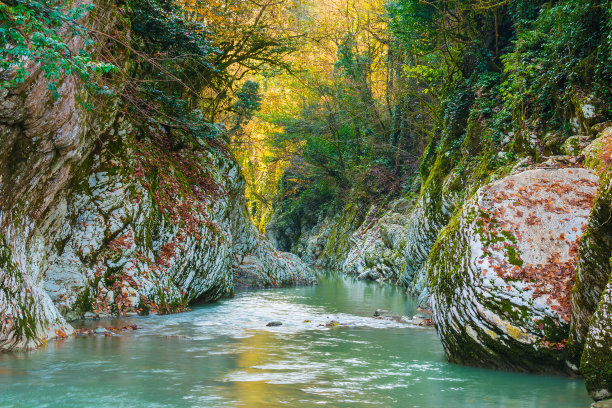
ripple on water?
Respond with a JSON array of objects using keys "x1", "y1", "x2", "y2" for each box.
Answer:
[{"x1": 0, "y1": 273, "x2": 594, "y2": 408}]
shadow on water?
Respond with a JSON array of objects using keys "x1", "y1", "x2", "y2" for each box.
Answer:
[{"x1": 0, "y1": 271, "x2": 592, "y2": 408}]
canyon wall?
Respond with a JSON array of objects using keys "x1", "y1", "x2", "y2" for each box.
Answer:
[{"x1": 0, "y1": 0, "x2": 313, "y2": 352}]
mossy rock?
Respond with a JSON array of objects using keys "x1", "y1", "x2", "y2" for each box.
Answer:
[
  {"x1": 570, "y1": 176, "x2": 612, "y2": 361},
  {"x1": 429, "y1": 167, "x2": 599, "y2": 372},
  {"x1": 580, "y1": 268, "x2": 612, "y2": 401}
]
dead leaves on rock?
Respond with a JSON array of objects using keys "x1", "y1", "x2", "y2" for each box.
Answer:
[
  {"x1": 498, "y1": 252, "x2": 576, "y2": 322},
  {"x1": 476, "y1": 172, "x2": 598, "y2": 323}
]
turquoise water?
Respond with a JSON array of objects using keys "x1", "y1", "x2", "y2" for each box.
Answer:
[{"x1": 0, "y1": 272, "x2": 592, "y2": 407}]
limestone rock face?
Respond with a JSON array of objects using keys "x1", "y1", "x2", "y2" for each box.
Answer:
[
  {"x1": 569, "y1": 130, "x2": 612, "y2": 400},
  {"x1": 570, "y1": 176, "x2": 612, "y2": 359},
  {"x1": 0, "y1": 0, "x2": 126, "y2": 351},
  {"x1": 338, "y1": 163, "x2": 470, "y2": 307},
  {"x1": 37, "y1": 131, "x2": 315, "y2": 325},
  {"x1": 287, "y1": 202, "x2": 368, "y2": 268},
  {"x1": 429, "y1": 167, "x2": 599, "y2": 371},
  {"x1": 581, "y1": 272, "x2": 612, "y2": 401},
  {"x1": 342, "y1": 208, "x2": 407, "y2": 284},
  {"x1": 0, "y1": 0, "x2": 313, "y2": 351},
  {"x1": 230, "y1": 190, "x2": 316, "y2": 289},
  {"x1": 0, "y1": 235, "x2": 74, "y2": 351}
]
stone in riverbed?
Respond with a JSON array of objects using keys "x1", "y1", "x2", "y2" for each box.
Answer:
[
  {"x1": 429, "y1": 167, "x2": 599, "y2": 372},
  {"x1": 83, "y1": 312, "x2": 98, "y2": 320},
  {"x1": 374, "y1": 309, "x2": 409, "y2": 323},
  {"x1": 374, "y1": 309, "x2": 433, "y2": 325},
  {"x1": 373, "y1": 309, "x2": 391, "y2": 317},
  {"x1": 266, "y1": 321, "x2": 283, "y2": 327},
  {"x1": 592, "y1": 399, "x2": 612, "y2": 408},
  {"x1": 94, "y1": 327, "x2": 109, "y2": 334}
]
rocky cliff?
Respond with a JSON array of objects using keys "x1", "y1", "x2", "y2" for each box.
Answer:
[
  {"x1": 0, "y1": 0, "x2": 313, "y2": 352},
  {"x1": 571, "y1": 130, "x2": 612, "y2": 400}
]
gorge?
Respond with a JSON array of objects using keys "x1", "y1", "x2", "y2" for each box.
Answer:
[{"x1": 1, "y1": 0, "x2": 612, "y2": 406}]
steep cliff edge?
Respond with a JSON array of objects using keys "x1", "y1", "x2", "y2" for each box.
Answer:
[{"x1": 0, "y1": 0, "x2": 313, "y2": 352}]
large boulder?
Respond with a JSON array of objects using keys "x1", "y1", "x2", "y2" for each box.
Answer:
[{"x1": 429, "y1": 167, "x2": 599, "y2": 371}]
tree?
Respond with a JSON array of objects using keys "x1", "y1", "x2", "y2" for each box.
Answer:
[{"x1": 0, "y1": 0, "x2": 116, "y2": 97}]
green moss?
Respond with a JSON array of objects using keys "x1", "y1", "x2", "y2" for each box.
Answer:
[
  {"x1": 506, "y1": 246, "x2": 524, "y2": 267},
  {"x1": 0, "y1": 234, "x2": 46, "y2": 347},
  {"x1": 427, "y1": 209, "x2": 466, "y2": 305},
  {"x1": 320, "y1": 201, "x2": 367, "y2": 266},
  {"x1": 570, "y1": 174, "x2": 612, "y2": 362},
  {"x1": 104, "y1": 266, "x2": 123, "y2": 287},
  {"x1": 563, "y1": 136, "x2": 582, "y2": 156},
  {"x1": 474, "y1": 207, "x2": 523, "y2": 267},
  {"x1": 73, "y1": 286, "x2": 94, "y2": 315},
  {"x1": 580, "y1": 271, "x2": 612, "y2": 400}
]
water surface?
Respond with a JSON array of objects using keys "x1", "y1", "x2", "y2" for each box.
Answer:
[{"x1": 0, "y1": 272, "x2": 591, "y2": 407}]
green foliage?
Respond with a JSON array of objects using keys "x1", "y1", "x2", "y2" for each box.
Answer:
[
  {"x1": 130, "y1": 0, "x2": 215, "y2": 60},
  {"x1": 271, "y1": 174, "x2": 335, "y2": 250},
  {"x1": 386, "y1": 0, "x2": 437, "y2": 55},
  {"x1": 139, "y1": 86, "x2": 220, "y2": 142},
  {"x1": 232, "y1": 80, "x2": 262, "y2": 131},
  {"x1": 0, "y1": 0, "x2": 117, "y2": 98},
  {"x1": 385, "y1": 0, "x2": 612, "y2": 170},
  {"x1": 269, "y1": 0, "x2": 612, "y2": 247},
  {"x1": 235, "y1": 81, "x2": 262, "y2": 117},
  {"x1": 127, "y1": 0, "x2": 295, "y2": 146},
  {"x1": 127, "y1": 0, "x2": 220, "y2": 143},
  {"x1": 502, "y1": 0, "x2": 612, "y2": 126}
]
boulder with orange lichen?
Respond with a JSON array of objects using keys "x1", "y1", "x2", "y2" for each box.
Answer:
[{"x1": 429, "y1": 167, "x2": 599, "y2": 372}]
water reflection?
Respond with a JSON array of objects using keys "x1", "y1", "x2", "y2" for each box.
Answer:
[{"x1": 0, "y1": 272, "x2": 592, "y2": 407}]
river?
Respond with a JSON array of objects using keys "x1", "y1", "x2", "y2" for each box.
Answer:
[{"x1": 0, "y1": 272, "x2": 592, "y2": 407}]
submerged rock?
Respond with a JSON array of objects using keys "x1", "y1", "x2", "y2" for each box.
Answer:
[
  {"x1": 429, "y1": 167, "x2": 599, "y2": 372},
  {"x1": 75, "y1": 325, "x2": 138, "y2": 336},
  {"x1": 373, "y1": 309, "x2": 409, "y2": 323},
  {"x1": 373, "y1": 309, "x2": 433, "y2": 326},
  {"x1": 592, "y1": 399, "x2": 612, "y2": 408},
  {"x1": 266, "y1": 321, "x2": 283, "y2": 327}
]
